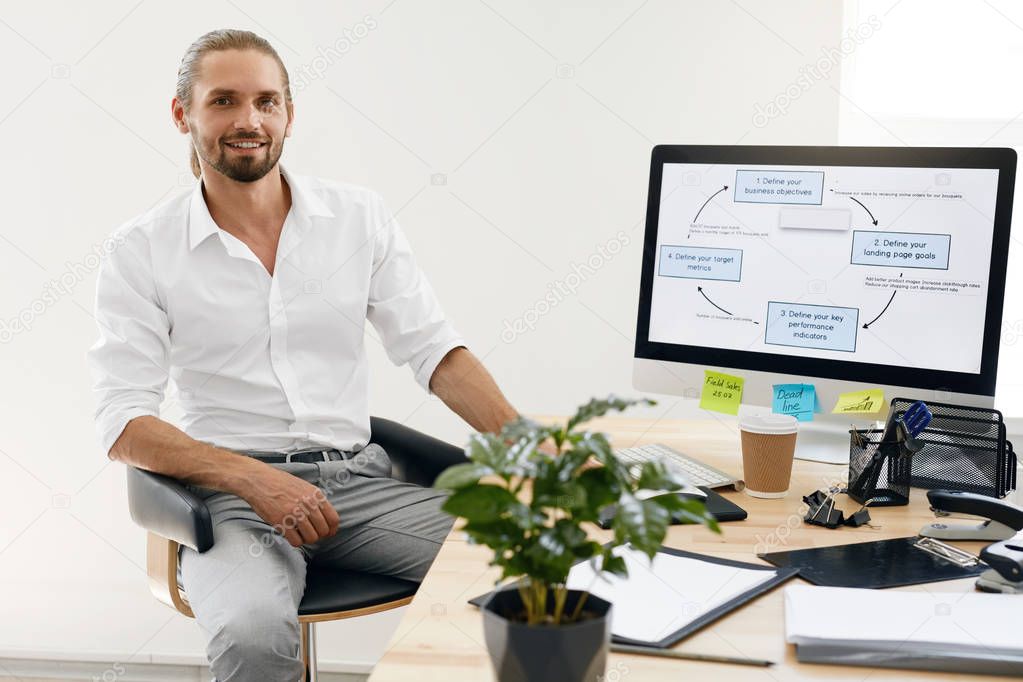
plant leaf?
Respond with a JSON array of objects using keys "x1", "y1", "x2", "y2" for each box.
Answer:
[
  {"x1": 566, "y1": 395, "x2": 656, "y2": 433},
  {"x1": 532, "y1": 454, "x2": 588, "y2": 510},
  {"x1": 434, "y1": 394, "x2": 724, "y2": 603},
  {"x1": 523, "y1": 519, "x2": 590, "y2": 585},
  {"x1": 461, "y1": 518, "x2": 524, "y2": 547},
  {"x1": 572, "y1": 430, "x2": 632, "y2": 483},
  {"x1": 574, "y1": 466, "x2": 619, "y2": 521},
  {"x1": 465, "y1": 433, "x2": 506, "y2": 467},
  {"x1": 434, "y1": 462, "x2": 491, "y2": 490},
  {"x1": 442, "y1": 485, "x2": 520, "y2": 522},
  {"x1": 635, "y1": 458, "x2": 688, "y2": 492},
  {"x1": 650, "y1": 494, "x2": 721, "y2": 534},
  {"x1": 506, "y1": 502, "x2": 548, "y2": 530},
  {"x1": 612, "y1": 491, "x2": 671, "y2": 558},
  {"x1": 600, "y1": 547, "x2": 628, "y2": 577}
]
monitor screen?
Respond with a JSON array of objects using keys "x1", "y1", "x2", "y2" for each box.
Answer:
[{"x1": 635, "y1": 146, "x2": 1017, "y2": 396}]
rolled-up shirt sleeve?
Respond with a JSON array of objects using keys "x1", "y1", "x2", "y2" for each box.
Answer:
[
  {"x1": 86, "y1": 227, "x2": 171, "y2": 455},
  {"x1": 366, "y1": 193, "x2": 466, "y2": 393}
]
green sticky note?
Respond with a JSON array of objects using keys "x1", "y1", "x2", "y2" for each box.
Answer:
[
  {"x1": 699, "y1": 370, "x2": 744, "y2": 415},
  {"x1": 832, "y1": 388, "x2": 885, "y2": 415}
]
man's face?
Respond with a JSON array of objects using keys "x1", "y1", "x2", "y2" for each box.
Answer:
[{"x1": 178, "y1": 49, "x2": 293, "y2": 183}]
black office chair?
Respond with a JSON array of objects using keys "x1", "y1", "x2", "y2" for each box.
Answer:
[{"x1": 125, "y1": 417, "x2": 467, "y2": 681}]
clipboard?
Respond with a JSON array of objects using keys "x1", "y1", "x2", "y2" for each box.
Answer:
[
  {"x1": 469, "y1": 545, "x2": 798, "y2": 648},
  {"x1": 758, "y1": 536, "x2": 987, "y2": 589}
]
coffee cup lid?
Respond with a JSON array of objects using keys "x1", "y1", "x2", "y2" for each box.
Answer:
[{"x1": 739, "y1": 413, "x2": 798, "y2": 435}]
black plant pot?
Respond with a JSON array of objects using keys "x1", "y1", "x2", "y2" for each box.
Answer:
[{"x1": 481, "y1": 588, "x2": 612, "y2": 682}]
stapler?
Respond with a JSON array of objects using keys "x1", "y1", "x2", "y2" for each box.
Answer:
[
  {"x1": 919, "y1": 490, "x2": 1023, "y2": 541},
  {"x1": 977, "y1": 535, "x2": 1023, "y2": 594}
]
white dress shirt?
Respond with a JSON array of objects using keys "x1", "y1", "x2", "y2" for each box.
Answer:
[{"x1": 87, "y1": 166, "x2": 465, "y2": 455}]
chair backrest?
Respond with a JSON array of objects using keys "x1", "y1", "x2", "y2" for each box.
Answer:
[{"x1": 369, "y1": 416, "x2": 468, "y2": 486}]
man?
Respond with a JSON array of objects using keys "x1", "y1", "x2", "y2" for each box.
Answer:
[{"x1": 87, "y1": 29, "x2": 521, "y2": 681}]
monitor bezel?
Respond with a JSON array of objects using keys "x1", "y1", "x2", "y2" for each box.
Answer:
[{"x1": 634, "y1": 145, "x2": 1017, "y2": 397}]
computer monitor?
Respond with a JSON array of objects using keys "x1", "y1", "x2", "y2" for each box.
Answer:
[{"x1": 633, "y1": 145, "x2": 1017, "y2": 463}]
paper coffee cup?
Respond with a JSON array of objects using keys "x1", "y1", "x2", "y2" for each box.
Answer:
[{"x1": 739, "y1": 414, "x2": 798, "y2": 498}]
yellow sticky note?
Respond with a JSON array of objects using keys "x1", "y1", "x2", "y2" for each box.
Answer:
[
  {"x1": 832, "y1": 389, "x2": 885, "y2": 415},
  {"x1": 699, "y1": 370, "x2": 745, "y2": 415}
]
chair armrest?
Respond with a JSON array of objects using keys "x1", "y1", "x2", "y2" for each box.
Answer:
[
  {"x1": 126, "y1": 466, "x2": 214, "y2": 553},
  {"x1": 369, "y1": 416, "x2": 468, "y2": 487}
]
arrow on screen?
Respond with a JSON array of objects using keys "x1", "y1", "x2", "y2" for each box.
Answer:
[
  {"x1": 692, "y1": 185, "x2": 728, "y2": 224},
  {"x1": 863, "y1": 290, "x2": 897, "y2": 329},
  {"x1": 698, "y1": 286, "x2": 732, "y2": 316},
  {"x1": 850, "y1": 197, "x2": 879, "y2": 226}
]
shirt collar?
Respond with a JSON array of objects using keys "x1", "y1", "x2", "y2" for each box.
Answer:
[{"x1": 187, "y1": 164, "x2": 334, "y2": 251}]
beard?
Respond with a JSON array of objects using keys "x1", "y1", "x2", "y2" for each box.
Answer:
[{"x1": 194, "y1": 132, "x2": 284, "y2": 183}]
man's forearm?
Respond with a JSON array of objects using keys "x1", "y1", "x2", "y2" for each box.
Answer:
[
  {"x1": 429, "y1": 347, "x2": 519, "y2": 434},
  {"x1": 108, "y1": 415, "x2": 266, "y2": 496}
]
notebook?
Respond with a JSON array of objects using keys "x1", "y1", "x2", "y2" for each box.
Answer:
[
  {"x1": 785, "y1": 584, "x2": 1023, "y2": 675},
  {"x1": 470, "y1": 545, "x2": 796, "y2": 648}
]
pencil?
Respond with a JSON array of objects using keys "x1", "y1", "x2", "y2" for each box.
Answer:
[{"x1": 610, "y1": 642, "x2": 774, "y2": 667}]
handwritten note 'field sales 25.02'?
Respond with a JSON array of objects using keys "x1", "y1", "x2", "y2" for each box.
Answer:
[{"x1": 699, "y1": 370, "x2": 745, "y2": 415}]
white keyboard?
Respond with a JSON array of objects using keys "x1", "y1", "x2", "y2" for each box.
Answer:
[{"x1": 613, "y1": 443, "x2": 740, "y2": 490}]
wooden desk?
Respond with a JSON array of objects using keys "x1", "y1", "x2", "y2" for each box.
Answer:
[{"x1": 368, "y1": 416, "x2": 997, "y2": 681}]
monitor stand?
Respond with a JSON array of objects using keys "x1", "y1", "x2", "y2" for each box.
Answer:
[{"x1": 793, "y1": 419, "x2": 872, "y2": 465}]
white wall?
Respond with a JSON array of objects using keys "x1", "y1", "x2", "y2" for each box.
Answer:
[
  {"x1": 0, "y1": 0, "x2": 843, "y2": 675},
  {"x1": 839, "y1": 0, "x2": 1023, "y2": 423}
]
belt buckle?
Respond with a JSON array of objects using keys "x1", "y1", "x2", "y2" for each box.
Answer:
[{"x1": 283, "y1": 450, "x2": 332, "y2": 463}]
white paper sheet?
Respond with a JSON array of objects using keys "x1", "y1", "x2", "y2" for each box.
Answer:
[
  {"x1": 565, "y1": 545, "x2": 779, "y2": 643},
  {"x1": 785, "y1": 584, "x2": 1023, "y2": 656}
]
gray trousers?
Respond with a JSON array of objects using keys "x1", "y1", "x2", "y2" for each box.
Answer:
[{"x1": 177, "y1": 444, "x2": 453, "y2": 682}]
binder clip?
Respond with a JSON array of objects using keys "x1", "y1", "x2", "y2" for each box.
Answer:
[
  {"x1": 845, "y1": 499, "x2": 876, "y2": 528},
  {"x1": 804, "y1": 489, "x2": 844, "y2": 529},
  {"x1": 803, "y1": 489, "x2": 878, "y2": 529}
]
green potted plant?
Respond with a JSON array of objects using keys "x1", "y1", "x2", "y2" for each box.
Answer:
[{"x1": 435, "y1": 396, "x2": 722, "y2": 682}]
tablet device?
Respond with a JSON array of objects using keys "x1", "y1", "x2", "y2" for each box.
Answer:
[{"x1": 598, "y1": 486, "x2": 747, "y2": 529}]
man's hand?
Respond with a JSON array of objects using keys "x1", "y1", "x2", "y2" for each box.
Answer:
[{"x1": 243, "y1": 465, "x2": 341, "y2": 547}]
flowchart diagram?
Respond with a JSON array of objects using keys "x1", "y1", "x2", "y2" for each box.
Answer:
[{"x1": 647, "y1": 163, "x2": 999, "y2": 374}]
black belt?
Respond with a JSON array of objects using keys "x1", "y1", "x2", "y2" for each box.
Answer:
[{"x1": 246, "y1": 448, "x2": 348, "y2": 464}]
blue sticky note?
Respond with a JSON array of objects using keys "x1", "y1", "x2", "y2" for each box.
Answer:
[{"x1": 773, "y1": 384, "x2": 816, "y2": 421}]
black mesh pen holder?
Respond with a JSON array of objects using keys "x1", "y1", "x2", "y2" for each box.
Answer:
[
  {"x1": 847, "y1": 429, "x2": 914, "y2": 506},
  {"x1": 888, "y1": 398, "x2": 1017, "y2": 498}
]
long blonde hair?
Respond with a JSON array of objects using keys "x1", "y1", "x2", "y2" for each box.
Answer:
[{"x1": 176, "y1": 29, "x2": 292, "y2": 177}]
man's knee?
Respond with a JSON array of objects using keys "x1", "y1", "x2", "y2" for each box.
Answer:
[
  {"x1": 207, "y1": 604, "x2": 304, "y2": 682},
  {"x1": 407, "y1": 500, "x2": 455, "y2": 582},
  {"x1": 423, "y1": 493, "x2": 456, "y2": 542}
]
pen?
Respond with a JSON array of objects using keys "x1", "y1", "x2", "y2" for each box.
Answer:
[{"x1": 610, "y1": 643, "x2": 774, "y2": 667}]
